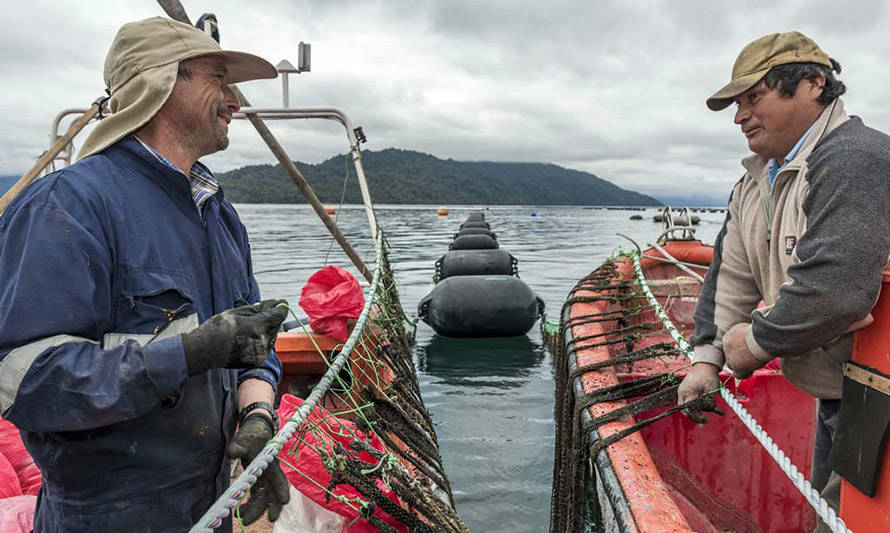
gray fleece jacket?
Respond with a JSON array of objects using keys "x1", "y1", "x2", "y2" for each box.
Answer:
[{"x1": 690, "y1": 99, "x2": 890, "y2": 399}]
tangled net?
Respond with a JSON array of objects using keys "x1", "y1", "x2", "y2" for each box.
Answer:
[{"x1": 194, "y1": 232, "x2": 469, "y2": 533}]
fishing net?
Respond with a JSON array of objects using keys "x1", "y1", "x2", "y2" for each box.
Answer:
[
  {"x1": 546, "y1": 253, "x2": 714, "y2": 533},
  {"x1": 195, "y1": 232, "x2": 469, "y2": 533}
]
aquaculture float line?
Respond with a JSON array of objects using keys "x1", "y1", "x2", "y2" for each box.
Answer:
[
  {"x1": 190, "y1": 235, "x2": 384, "y2": 533},
  {"x1": 631, "y1": 252, "x2": 851, "y2": 533}
]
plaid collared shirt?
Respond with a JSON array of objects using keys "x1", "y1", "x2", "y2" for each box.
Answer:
[{"x1": 132, "y1": 135, "x2": 220, "y2": 216}]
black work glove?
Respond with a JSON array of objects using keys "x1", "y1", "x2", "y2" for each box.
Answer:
[
  {"x1": 182, "y1": 299, "x2": 288, "y2": 376},
  {"x1": 227, "y1": 413, "x2": 291, "y2": 524}
]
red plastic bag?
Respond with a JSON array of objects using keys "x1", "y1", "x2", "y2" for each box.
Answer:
[
  {"x1": 0, "y1": 421, "x2": 39, "y2": 496},
  {"x1": 0, "y1": 495, "x2": 36, "y2": 533},
  {"x1": 299, "y1": 266, "x2": 364, "y2": 342},
  {"x1": 275, "y1": 394, "x2": 407, "y2": 533},
  {"x1": 0, "y1": 453, "x2": 21, "y2": 498}
]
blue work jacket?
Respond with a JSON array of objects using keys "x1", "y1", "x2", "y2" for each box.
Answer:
[{"x1": 0, "y1": 137, "x2": 281, "y2": 532}]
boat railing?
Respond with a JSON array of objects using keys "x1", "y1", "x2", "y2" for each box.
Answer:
[
  {"x1": 45, "y1": 107, "x2": 95, "y2": 174},
  {"x1": 232, "y1": 107, "x2": 377, "y2": 239},
  {"x1": 656, "y1": 205, "x2": 697, "y2": 243},
  {"x1": 657, "y1": 205, "x2": 695, "y2": 244}
]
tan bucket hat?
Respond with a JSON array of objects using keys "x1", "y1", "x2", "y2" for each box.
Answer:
[
  {"x1": 706, "y1": 31, "x2": 832, "y2": 111},
  {"x1": 77, "y1": 17, "x2": 277, "y2": 160}
]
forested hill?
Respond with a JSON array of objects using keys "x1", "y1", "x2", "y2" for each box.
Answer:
[{"x1": 216, "y1": 148, "x2": 661, "y2": 206}]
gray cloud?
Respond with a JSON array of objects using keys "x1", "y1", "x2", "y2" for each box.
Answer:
[{"x1": 4, "y1": 0, "x2": 890, "y2": 204}]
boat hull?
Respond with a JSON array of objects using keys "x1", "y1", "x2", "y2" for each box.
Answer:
[{"x1": 551, "y1": 240, "x2": 817, "y2": 532}]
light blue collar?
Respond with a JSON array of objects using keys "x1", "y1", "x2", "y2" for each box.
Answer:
[{"x1": 768, "y1": 121, "x2": 817, "y2": 187}]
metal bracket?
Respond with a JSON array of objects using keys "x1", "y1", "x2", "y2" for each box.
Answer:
[{"x1": 844, "y1": 361, "x2": 890, "y2": 396}]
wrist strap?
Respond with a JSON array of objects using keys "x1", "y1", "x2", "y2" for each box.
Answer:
[{"x1": 238, "y1": 401, "x2": 279, "y2": 431}]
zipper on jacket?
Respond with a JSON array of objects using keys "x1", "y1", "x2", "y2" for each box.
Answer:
[
  {"x1": 760, "y1": 166, "x2": 800, "y2": 253},
  {"x1": 758, "y1": 178, "x2": 773, "y2": 251}
]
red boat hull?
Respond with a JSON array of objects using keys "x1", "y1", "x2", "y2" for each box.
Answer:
[{"x1": 560, "y1": 240, "x2": 817, "y2": 532}]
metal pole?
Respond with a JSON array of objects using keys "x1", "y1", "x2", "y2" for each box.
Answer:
[
  {"x1": 281, "y1": 73, "x2": 289, "y2": 108},
  {"x1": 233, "y1": 108, "x2": 379, "y2": 240},
  {"x1": 0, "y1": 104, "x2": 100, "y2": 213},
  {"x1": 240, "y1": 109, "x2": 372, "y2": 282},
  {"x1": 156, "y1": 0, "x2": 373, "y2": 282}
]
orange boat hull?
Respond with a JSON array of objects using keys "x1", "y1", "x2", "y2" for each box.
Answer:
[{"x1": 558, "y1": 240, "x2": 817, "y2": 532}]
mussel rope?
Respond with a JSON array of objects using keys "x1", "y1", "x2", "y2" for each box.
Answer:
[{"x1": 631, "y1": 251, "x2": 851, "y2": 533}]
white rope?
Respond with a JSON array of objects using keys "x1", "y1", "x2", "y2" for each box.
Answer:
[
  {"x1": 631, "y1": 252, "x2": 851, "y2": 533},
  {"x1": 190, "y1": 234, "x2": 384, "y2": 532}
]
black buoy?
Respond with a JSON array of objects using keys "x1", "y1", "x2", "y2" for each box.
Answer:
[
  {"x1": 450, "y1": 234, "x2": 498, "y2": 250},
  {"x1": 459, "y1": 220, "x2": 491, "y2": 230},
  {"x1": 418, "y1": 275, "x2": 543, "y2": 337},
  {"x1": 454, "y1": 227, "x2": 497, "y2": 239},
  {"x1": 436, "y1": 249, "x2": 516, "y2": 280}
]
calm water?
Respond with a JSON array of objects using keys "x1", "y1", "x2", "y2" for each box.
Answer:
[{"x1": 239, "y1": 204, "x2": 725, "y2": 533}]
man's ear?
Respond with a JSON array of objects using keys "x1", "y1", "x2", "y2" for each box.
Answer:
[{"x1": 807, "y1": 74, "x2": 826, "y2": 101}]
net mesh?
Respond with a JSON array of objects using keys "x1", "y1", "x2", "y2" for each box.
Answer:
[
  {"x1": 270, "y1": 234, "x2": 469, "y2": 532},
  {"x1": 199, "y1": 233, "x2": 469, "y2": 532}
]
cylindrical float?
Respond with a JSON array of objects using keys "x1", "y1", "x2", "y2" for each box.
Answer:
[
  {"x1": 459, "y1": 220, "x2": 491, "y2": 230},
  {"x1": 454, "y1": 227, "x2": 497, "y2": 239},
  {"x1": 450, "y1": 234, "x2": 498, "y2": 250},
  {"x1": 418, "y1": 275, "x2": 543, "y2": 337},
  {"x1": 437, "y1": 207, "x2": 449, "y2": 216},
  {"x1": 436, "y1": 249, "x2": 516, "y2": 280}
]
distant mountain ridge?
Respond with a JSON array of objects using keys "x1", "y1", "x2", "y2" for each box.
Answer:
[{"x1": 217, "y1": 148, "x2": 661, "y2": 206}]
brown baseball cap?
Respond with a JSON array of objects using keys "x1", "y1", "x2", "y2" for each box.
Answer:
[
  {"x1": 706, "y1": 31, "x2": 832, "y2": 111},
  {"x1": 78, "y1": 17, "x2": 277, "y2": 160}
]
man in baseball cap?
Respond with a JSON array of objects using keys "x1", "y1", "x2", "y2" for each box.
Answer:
[
  {"x1": 0, "y1": 17, "x2": 290, "y2": 532},
  {"x1": 678, "y1": 31, "x2": 890, "y2": 532}
]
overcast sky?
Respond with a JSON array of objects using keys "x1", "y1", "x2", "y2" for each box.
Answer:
[{"x1": 3, "y1": 0, "x2": 889, "y2": 204}]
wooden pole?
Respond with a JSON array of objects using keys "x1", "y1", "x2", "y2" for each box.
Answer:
[
  {"x1": 157, "y1": 0, "x2": 373, "y2": 282},
  {"x1": 0, "y1": 104, "x2": 99, "y2": 213}
]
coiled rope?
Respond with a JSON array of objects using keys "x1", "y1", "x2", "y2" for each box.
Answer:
[
  {"x1": 631, "y1": 251, "x2": 851, "y2": 533},
  {"x1": 189, "y1": 234, "x2": 384, "y2": 533}
]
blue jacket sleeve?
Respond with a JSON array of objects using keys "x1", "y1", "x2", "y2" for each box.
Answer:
[
  {"x1": 235, "y1": 221, "x2": 282, "y2": 391},
  {"x1": 0, "y1": 191, "x2": 188, "y2": 432}
]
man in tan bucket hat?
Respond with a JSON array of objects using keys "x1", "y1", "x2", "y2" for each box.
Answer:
[
  {"x1": 678, "y1": 31, "x2": 890, "y2": 532},
  {"x1": 0, "y1": 17, "x2": 292, "y2": 532}
]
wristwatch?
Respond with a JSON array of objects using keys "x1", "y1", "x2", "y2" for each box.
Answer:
[{"x1": 238, "y1": 401, "x2": 280, "y2": 432}]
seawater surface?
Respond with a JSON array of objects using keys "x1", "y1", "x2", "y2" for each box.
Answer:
[{"x1": 239, "y1": 204, "x2": 725, "y2": 533}]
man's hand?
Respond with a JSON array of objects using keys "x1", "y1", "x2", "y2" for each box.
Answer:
[
  {"x1": 677, "y1": 362, "x2": 721, "y2": 424},
  {"x1": 227, "y1": 413, "x2": 290, "y2": 525},
  {"x1": 182, "y1": 299, "x2": 288, "y2": 376},
  {"x1": 723, "y1": 323, "x2": 765, "y2": 379}
]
